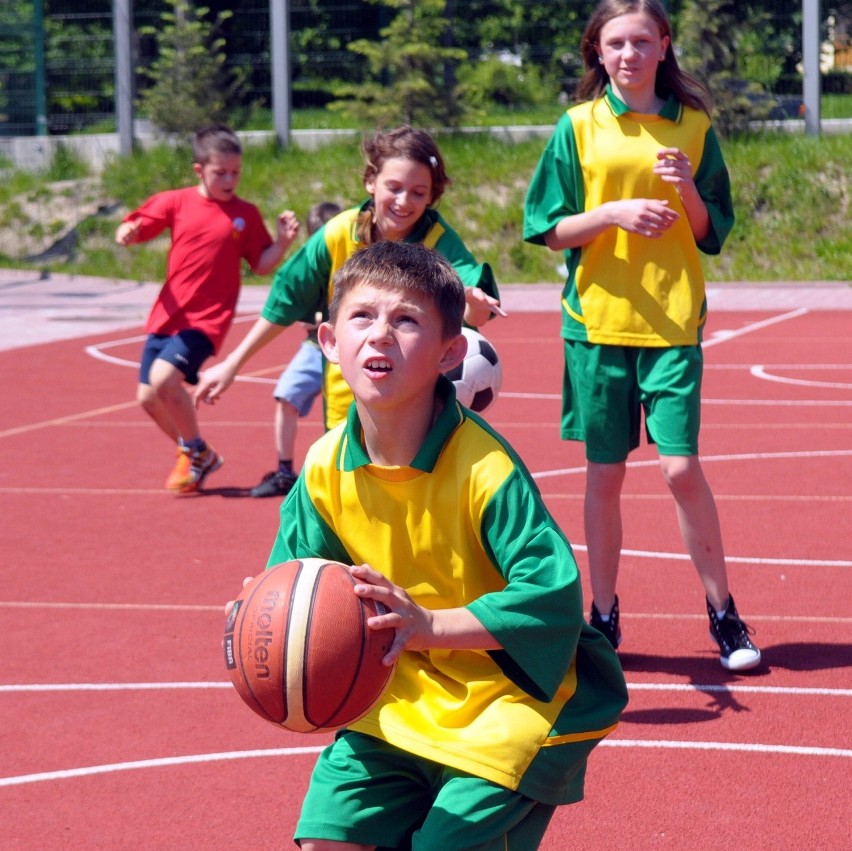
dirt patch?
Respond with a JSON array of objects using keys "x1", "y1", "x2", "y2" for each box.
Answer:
[{"x1": 0, "y1": 178, "x2": 118, "y2": 261}]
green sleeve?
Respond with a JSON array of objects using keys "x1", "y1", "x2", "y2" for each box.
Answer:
[
  {"x1": 260, "y1": 227, "x2": 334, "y2": 327},
  {"x1": 523, "y1": 112, "x2": 585, "y2": 245},
  {"x1": 467, "y1": 467, "x2": 585, "y2": 702},
  {"x1": 694, "y1": 126, "x2": 735, "y2": 255},
  {"x1": 267, "y1": 479, "x2": 353, "y2": 569}
]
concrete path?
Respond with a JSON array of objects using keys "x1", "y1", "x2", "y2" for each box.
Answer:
[{"x1": 1, "y1": 267, "x2": 850, "y2": 351}]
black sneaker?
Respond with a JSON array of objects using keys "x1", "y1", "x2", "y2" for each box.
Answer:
[
  {"x1": 590, "y1": 596, "x2": 622, "y2": 649},
  {"x1": 250, "y1": 468, "x2": 297, "y2": 498},
  {"x1": 707, "y1": 595, "x2": 761, "y2": 672}
]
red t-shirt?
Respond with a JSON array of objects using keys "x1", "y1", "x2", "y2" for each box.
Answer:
[{"x1": 125, "y1": 187, "x2": 272, "y2": 353}]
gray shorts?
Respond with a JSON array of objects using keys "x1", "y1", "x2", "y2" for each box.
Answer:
[{"x1": 273, "y1": 338, "x2": 323, "y2": 416}]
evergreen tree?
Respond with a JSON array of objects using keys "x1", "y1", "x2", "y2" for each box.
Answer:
[
  {"x1": 330, "y1": 0, "x2": 469, "y2": 128},
  {"x1": 677, "y1": 0, "x2": 774, "y2": 135},
  {"x1": 137, "y1": 0, "x2": 244, "y2": 135}
]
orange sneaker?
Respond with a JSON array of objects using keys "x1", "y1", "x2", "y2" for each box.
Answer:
[
  {"x1": 165, "y1": 446, "x2": 192, "y2": 490},
  {"x1": 177, "y1": 445, "x2": 224, "y2": 493}
]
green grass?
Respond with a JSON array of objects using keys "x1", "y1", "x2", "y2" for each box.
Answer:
[
  {"x1": 3, "y1": 126, "x2": 851, "y2": 285},
  {"x1": 823, "y1": 94, "x2": 852, "y2": 119},
  {"x1": 253, "y1": 95, "x2": 852, "y2": 130}
]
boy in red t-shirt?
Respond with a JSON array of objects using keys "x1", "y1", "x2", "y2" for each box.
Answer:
[{"x1": 116, "y1": 124, "x2": 300, "y2": 493}]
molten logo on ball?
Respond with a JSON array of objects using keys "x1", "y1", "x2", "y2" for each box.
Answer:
[{"x1": 249, "y1": 589, "x2": 279, "y2": 679}]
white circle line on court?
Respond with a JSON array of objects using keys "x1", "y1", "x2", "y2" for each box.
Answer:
[
  {"x1": 84, "y1": 332, "x2": 282, "y2": 384},
  {"x1": 2, "y1": 736, "x2": 849, "y2": 789},
  {"x1": 706, "y1": 363, "x2": 852, "y2": 370},
  {"x1": 601, "y1": 739, "x2": 852, "y2": 758},
  {"x1": 750, "y1": 364, "x2": 852, "y2": 390}
]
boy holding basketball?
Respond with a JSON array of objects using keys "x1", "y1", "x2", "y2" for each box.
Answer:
[{"x1": 265, "y1": 241, "x2": 627, "y2": 849}]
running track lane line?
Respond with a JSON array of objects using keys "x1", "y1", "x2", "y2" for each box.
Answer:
[
  {"x1": 5, "y1": 308, "x2": 839, "y2": 440},
  {"x1": 0, "y1": 400, "x2": 138, "y2": 439}
]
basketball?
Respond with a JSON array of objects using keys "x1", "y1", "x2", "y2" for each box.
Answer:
[
  {"x1": 223, "y1": 558, "x2": 396, "y2": 733},
  {"x1": 447, "y1": 328, "x2": 503, "y2": 413}
]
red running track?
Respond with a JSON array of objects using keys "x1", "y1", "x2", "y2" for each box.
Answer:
[{"x1": 1, "y1": 294, "x2": 851, "y2": 850}]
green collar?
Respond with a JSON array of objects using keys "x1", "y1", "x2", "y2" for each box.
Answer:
[
  {"x1": 604, "y1": 84, "x2": 683, "y2": 122},
  {"x1": 341, "y1": 376, "x2": 462, "y2": 472}
]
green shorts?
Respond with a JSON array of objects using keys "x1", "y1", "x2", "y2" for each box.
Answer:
[
  {"x1": 562, "y1": 341, "x2": 703, "y2": 464},
  {"x1": 295, "y1": 731, "x2": 556, "y2": 850}
]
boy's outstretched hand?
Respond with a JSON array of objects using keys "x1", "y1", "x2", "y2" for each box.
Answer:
[
  {"x1": 276, "y1": 209, "x2": 300, "y2": 245},
  {"x1": 349, "y1": 563, "x2": 501, "y2": 666},
  {"x1": 115, "y1": 218, "x2": 142, "y2": 246}
]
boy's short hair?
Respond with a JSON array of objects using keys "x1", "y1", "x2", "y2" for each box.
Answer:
[
  {"x1": 307, "y1": 201, "x2": 343, "y2": 236},
  {"x1": 192, "y1": 124, "x2": 242, "y2": 164},
  {"x1": 330, "y1": 242, "x2": 465, "y2": 340}
]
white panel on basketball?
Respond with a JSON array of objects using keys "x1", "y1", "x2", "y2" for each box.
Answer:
[{"x1": 282, "y1": 559, "x2": 324, "y2": 732}]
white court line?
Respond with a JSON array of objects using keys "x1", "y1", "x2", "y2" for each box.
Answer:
[
  {"x1": 84, "y1": 333, "x2": 147, "y2": 368},
  {"x1": 502, "y1": 393, "x2": 852, "y2": 406},
  {"x1": 751, "y1": 364, "x2": 852, "y2": 390},
  {"x1": 0, "y1": 747, "x2": 325, "y2": 788},
  {"x1": 2, "y1": 681, "x2": 850, "y2": 697},
  {"x1": 0, "y1": 401, "x2": 138, "y2": 439},
  {"x1": 702, "y1": 308, "x2": 808, "y2": 348},
  {"x1": 707, "y1": 364, "x2": 852, "y2": 370},
  {"x1": 601, "y1": 740, "x2": 852, "y2": 758},
  {"x1": 610, "y1": 549, "x2": 852, "y2": 568},
  {"x1": 532, "y1": 448, "x2": 852, "y2": 480},
  {"x1": 1, "y1": 736, "x2": 849, "y2": 789},
  {"x1": 84, "y1": 335, "x2": 282, "y2": 384},
  {"x1": 0, "y1": 601, "x2": 221, "y2": 612},
  {"x1": 702, "y1": 398, "x2": 852, "y2": 406}
]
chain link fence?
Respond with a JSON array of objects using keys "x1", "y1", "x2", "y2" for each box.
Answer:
[{"x1": 1, "y1": 0, "x2": 850, "y2": 137}]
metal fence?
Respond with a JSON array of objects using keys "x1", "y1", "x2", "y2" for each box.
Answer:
[{"x1": 1, "y1": 0, "x2": 849, "y2": 137}]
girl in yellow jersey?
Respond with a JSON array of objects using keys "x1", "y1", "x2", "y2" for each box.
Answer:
[
  {"x1": 268, "y1": 242, "x2": 626, "y2": 850},
  {"x1": 195, "y1": 126, "x2": 504, "y2": 432},
  {"x1": 524, "y1": 0, "x2": 761, "y2": 671}
]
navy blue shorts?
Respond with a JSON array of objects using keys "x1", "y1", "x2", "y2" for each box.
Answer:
[{"x1": 139, "y1": 330, "x2": 213, "y2": 386}]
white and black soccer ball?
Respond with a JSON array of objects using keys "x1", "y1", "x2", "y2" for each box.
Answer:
[{"x1": 447, "y1": 328, "x2": 502, "y2": 413}]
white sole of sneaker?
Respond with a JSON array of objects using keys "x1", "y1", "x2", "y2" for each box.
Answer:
[{"x1": 719, "y1": 647, "x2": 762, "y2": 672}]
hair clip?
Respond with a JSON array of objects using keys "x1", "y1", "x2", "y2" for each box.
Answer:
[{"x1": 429, "y1": 156, "x2": 438, "y2": 168}]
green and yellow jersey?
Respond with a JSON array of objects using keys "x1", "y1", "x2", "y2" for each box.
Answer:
[
  {"x1": 523, "y1": 87, "x2": 734, "y2": 347},
  {"x1": 268, "y1": 378, "x2": 628, "y2": 805},
  {"x1": 261, "y1": 204, "x2": 499, "y2": 428}
]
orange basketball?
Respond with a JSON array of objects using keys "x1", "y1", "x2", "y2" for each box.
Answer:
[{"x1": 223, "y1": 558, "x2": 396, "y2": 733}]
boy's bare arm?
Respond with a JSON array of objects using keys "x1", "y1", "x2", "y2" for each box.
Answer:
[
  {"x1": 194, "y1": 316, "x2": 285, "y2": 406},
  {"x1": 254, "y1": 210, "x2": 301, "y2": 275},
  {"x1": 349, "y1": 563, "x2": 502, "y2": 666}
]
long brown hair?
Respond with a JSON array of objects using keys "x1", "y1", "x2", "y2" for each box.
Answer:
[
  {"x1": 575, "y1": 0, "x2": 712, "y2": 115},
  {"x1": 356, "y1": 126, "x2": 451, "y2": 245}
]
